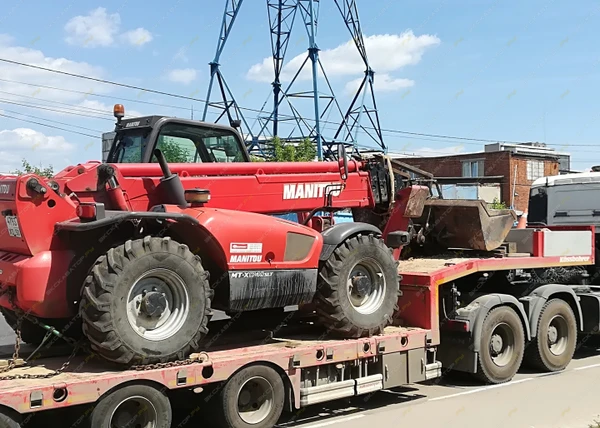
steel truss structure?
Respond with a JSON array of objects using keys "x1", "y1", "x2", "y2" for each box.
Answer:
[{"x1": 203, "y1": 0, "x2": 386, "y2": 160}]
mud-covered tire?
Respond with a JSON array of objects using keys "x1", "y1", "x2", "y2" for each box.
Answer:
[
  {"x1": 80, "y1": 236, "x2": 213, "y2": 365},
  {"x1": 475, "y1": 306, "x2": 525, "y2": 384},
  {"x1": 313, "y1": 233, "x2": 401, "y2": 338},
  {"x1": 524, "y1": 299, "x2": 577, "y2": 372}
]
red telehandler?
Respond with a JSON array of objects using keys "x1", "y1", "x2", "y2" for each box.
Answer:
[
  {"x1": 1, "y1": 105, "x2": 600, "y2": 428},
  {"x1": 0, "y1": 105, "x2": 515, "y2": 366}
]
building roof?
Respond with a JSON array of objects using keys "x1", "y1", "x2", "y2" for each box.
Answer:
[
  {"x1": 434, "y1": 176, "x2": 504, "y2": 184},
  {"x1": 531, "y1": 170, "x2": 600, "y2": 187}
]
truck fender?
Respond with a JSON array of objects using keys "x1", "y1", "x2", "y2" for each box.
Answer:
[
  {"x1": 456, "y1": 294, "x2": 531, "y2": 353},
  {"x1": 319, "y1": 222, "x2": 382, "y2": 261},
  {"x1": 519, "y1": 284, "x2": 584, "y2": 337}
]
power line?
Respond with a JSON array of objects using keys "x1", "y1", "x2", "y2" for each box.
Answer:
[
  {"x1": 0, "y1": 89, "x2": 113, "y2": 117},
  {"x1": 0, "y1": 57, "x2": 598, "y2": 149},
  {"x1": 0, "y1": 112, "x2": 98, "y2": 138},
  {"x1": 0, "y1": 77, "x2": 194, "y2": 113},
  {"x1": 0, "y1": 98, "x2": 113, "y2": 121},
  {"x1": 0, "y1": 108, "x2": 104, "y2": 133}
]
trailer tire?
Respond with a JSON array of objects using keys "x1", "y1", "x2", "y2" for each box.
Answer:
[
  {"x1": 314, "y1": 233, "x2": 400, "y2": 338},
  {"x1": 214, "y1": 364, "x2": 285, "y2": 428},
  {"x1": 88, "y1": 383, "x2": 171, "y2": 428},
  {"x1": 0, "y1": 408, "x2": 21, "y2": 428},
  {"x1": 525, "y1": 299, "x2": 577, "y2": 372},
  {"x1": 475, "y1": 306, "x2": 525, "y2": 384},
  {"x1": 80, "y1": 236, "x2": 213, "y2": 365}
]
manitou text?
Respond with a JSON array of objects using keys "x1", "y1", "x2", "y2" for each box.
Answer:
[{"x1": 283, "y1": 183, "x2": 342, "y2": 200}]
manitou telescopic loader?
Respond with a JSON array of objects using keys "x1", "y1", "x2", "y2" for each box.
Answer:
[{"x1": 0, "y1": 104, "x2": 516, "y2": 366}]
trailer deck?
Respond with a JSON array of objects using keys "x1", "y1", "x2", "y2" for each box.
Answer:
[{"x1": 0, "y1": 325, "x2": 431, "y2": 415}]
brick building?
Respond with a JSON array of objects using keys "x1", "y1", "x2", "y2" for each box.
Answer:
[{"x1": 397, "y1": 143, "x2": 567, "y2": 213}]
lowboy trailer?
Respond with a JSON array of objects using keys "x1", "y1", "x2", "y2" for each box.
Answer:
[{"x1": 1, "y1": 225, "x2": 599, "y2": 427}]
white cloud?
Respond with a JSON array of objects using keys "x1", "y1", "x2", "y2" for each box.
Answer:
[
  {"x1": 64, "y1": 7, "x2": 120, "y2": 48},
  {"x1": 166, "y1": 68, "x2": 198, "y2": 84},
  {"x1": 247, "y1": 31, "x2": 440, "y2": 92},
  {"x1": 0, "y1": 128, "x2": 75, "y2": 173},
  {"x1": 122, "y1": 28, "x2": 153, "y2": 47},
  {"x1": 64, "y1": 8, "x2": 152, "y2": 48},
  {"x1": 0, "y1": 34, "x2": 108, "y2": 105},
  {"x1": 344, "y1": 73, "x2": 415, "y2": 94}
]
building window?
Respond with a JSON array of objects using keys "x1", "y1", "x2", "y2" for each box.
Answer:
[
  {"x1": 527, "y1": 159, "x2": 544, "y2": 180},
  {"x1": 462, "y1": 160, "x2": 484, "y2": 177}
]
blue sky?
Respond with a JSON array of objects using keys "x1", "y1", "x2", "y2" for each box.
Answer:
[{"x1": 0, "y1": 0, "x2": 599, "y2": 173}]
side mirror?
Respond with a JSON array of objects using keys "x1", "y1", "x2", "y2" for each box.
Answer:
[{"x1": 337, "y1": 144, "x2": 349, "y2": 181}]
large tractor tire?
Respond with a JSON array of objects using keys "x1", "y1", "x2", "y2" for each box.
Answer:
[
  {"x1": 314, "y1": 233, "x2": 400, "y2": 338},
  {"x1": 80, "y1": 236, "x2": 213, "y2": 365}
]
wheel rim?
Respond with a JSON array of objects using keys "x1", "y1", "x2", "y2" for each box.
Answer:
[
  {"x1": 110, "y1": 395, "x2": 157, "y2": 428},
  {"x1": 547, "y1": 314, "x2": 569, "y2": 356},
  {"x1": 236, "y1": 376, "x2": 274, "y2": 424},
  {"x1": 347, "y1": 258, "x2": 386, "y2": 315},
  {"x1": 489, "y1": 322, "x2": 515, "y2": 367},
  {"x1": 126, "y1": 268, "x2": 190, "y2": 341}
]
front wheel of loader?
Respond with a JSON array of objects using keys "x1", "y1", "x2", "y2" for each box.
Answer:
[
  {"x1": 80, "y1": 236, "x2": 213, "y2": 365},
  {"x1": 314, "y1": 233, "x2": 401, "y2": 338}
]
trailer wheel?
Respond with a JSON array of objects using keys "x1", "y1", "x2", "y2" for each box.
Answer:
[
  {"x1": 213, "y1": 364, "x2": 285, "y2": 428},
  {"x1": 475, "y1": 306, "x2": 525, "y2": 384},
  {"x1": 314, "y1": 233, "x2": 400, "y2": 338},
  {"x1": 0, "y1": 408, "x2": 21, "y2": 428},
  {"x1": 80, "y1": 236, "x2": 213, "y2": 364},
  {"x1": 525, "y1": 299, "x2": 577, "y2": 372},
  {"x1": 88, "y1": 384, "x2": 171, "y2": 428}
]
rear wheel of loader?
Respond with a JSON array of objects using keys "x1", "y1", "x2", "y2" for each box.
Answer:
[
  {"x1": 475, "y1": 306, "x2": 525, "y2": 384},
  {"x1": 314, "y1": 233, "x2": 400, "y2": 338},
  {"x1": 80, "y1": 236, "x2": 213, "y2": 365},
  {"x1": 524, "y1": 299, "x2": 577, "y2": 372}
]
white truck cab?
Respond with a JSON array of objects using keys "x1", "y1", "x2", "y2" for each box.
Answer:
[{"x1": 529, "y1": 169, "x2": 600, "y2": 229}]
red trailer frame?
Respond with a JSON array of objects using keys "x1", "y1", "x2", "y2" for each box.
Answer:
[{"x1": 0, "y1": 225, "x2": 595, "y2": 424}]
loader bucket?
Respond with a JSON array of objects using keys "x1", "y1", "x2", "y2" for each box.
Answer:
[{"x1": 416, "y1": 199, "x2": 517, "y2": 251}]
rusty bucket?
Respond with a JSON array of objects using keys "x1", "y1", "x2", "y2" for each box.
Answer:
[{"x1": 415, "y1": 199, "x2": 517, "y2": 251}]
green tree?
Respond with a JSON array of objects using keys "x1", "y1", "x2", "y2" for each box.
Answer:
[
  {"x1": 267, "y1": 136, "x2": 317, "y2": 162},
  {"x1": 156, "y1": 139, "x2": 191, "y2": 163},
  {"x1": 295, "y1": 137, "x2": 317, "y2": 162},
  {"x1": 489, "y1": 198, "x2": 507, "y2": 210},
  {"x1": 11, "y1": 159, "x2": 54, "y2": 178}
]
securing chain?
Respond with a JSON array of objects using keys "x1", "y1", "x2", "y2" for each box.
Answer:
[
  {"x1": 0, "y1": 288, "x2": 84, "y2": 381},
  {"x1": 130, "y1": 352, "x2": 210, "y2": 371},
  {"x1": 0, "y1": 288, "x2": 210, "y2": 379}
]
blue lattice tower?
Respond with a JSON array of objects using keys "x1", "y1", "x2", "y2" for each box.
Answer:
[
  {"x1": 201, "y1": 0, "x2": 262, "y2": 153},
  {"x1": 333, "y1": 0, "x2": 386, "y2": 154},
  {"x1": 203, "y1": 0, "x2": 387, "y2": 160}
]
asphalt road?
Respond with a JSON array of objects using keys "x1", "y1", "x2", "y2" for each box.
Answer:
[{"x1": 2, "y1": 314, "x2": 600, "y2": 428}]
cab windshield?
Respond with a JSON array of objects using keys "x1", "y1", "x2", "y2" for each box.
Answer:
[
  {"x1": 528, "y1": 186, "x2": 548, "y2": 225},
  {"x1": 110, "y1": 122, "x2": 247, "y2": 164}
]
